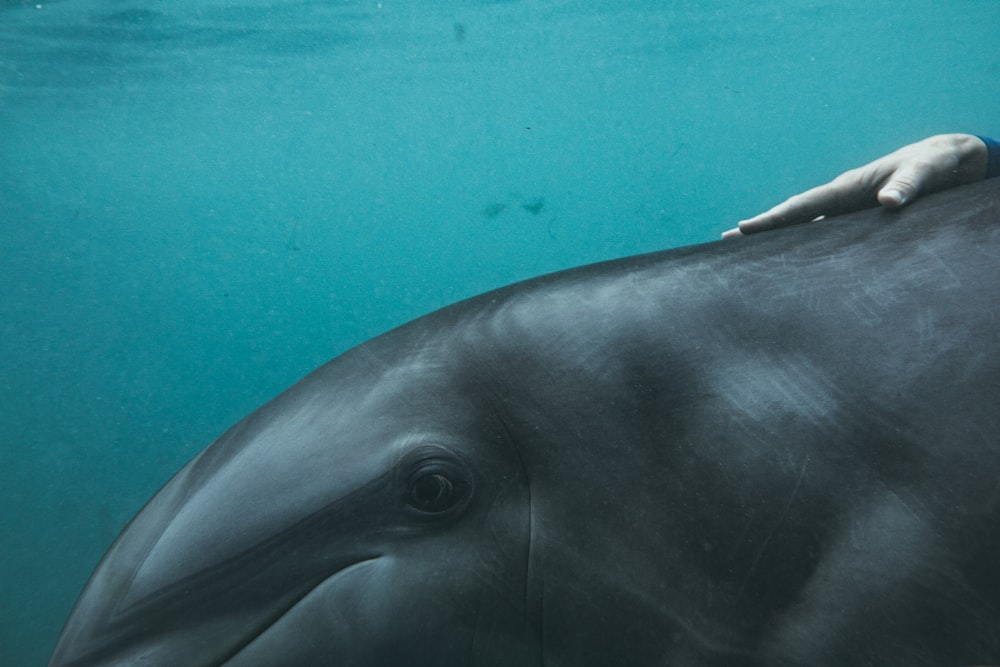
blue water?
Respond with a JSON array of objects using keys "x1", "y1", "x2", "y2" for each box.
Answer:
[{"x1": 1, "y1": 1, "x2": 997, "y2": 664}]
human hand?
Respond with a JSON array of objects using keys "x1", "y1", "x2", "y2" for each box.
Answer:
[{"x1": 722, "y1": 134, "x2": 989, "y2": 239}]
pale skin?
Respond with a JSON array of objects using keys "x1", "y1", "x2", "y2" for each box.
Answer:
[{"x1": 722, "y1": 134, "x2": 990, "y2": 239}]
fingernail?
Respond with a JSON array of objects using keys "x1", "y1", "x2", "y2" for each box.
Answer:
[{"x1": 882, "y1": 189, "x2": 905, "y2": 206}]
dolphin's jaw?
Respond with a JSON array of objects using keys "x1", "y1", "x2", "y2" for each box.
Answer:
[
  {"x1": 216, "y1": 555, "x2": 385, "y2": 667},
  {"x1": 50, "y1": 555, "x2": 385, "y2": 667}
]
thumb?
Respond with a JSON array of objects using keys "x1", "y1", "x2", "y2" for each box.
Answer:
[{"x1": 876, "y1": 166, "x2": 925, "y2": 208}]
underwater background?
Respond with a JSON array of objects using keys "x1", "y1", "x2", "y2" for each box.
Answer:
[{"x1": 1, "y1": 1, "x2": 998, "y2": 664}]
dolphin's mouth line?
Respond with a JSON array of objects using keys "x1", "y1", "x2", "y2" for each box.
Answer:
[{"x1": 216, "y1": 555, "x2": 383, "y2": 667}]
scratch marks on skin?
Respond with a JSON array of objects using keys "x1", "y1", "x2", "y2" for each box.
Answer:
[
  {"x1": 735, "y1": 453, "x2": 809, "y2": 602},
  {"x1": 713, "y1": 353, "x2": 832, "y2": 601},
  {"x1": 470, "y1": 600, "x2": 484, "y2": 664},
  {"x1": 843, "y1": 243, "x2": 964, "y2": 328},
  {"x1": 716, "y1": 353, "x2": 839, "y2": 432}
]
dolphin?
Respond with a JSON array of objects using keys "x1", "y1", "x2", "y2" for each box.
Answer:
[{"x1": 50, "y1": 179, "x2": 1000, "y2": 666}]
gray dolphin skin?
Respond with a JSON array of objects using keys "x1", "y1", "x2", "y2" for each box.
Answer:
[{"x1": 50, "y1": 180, "x2": 1000, "y2": 666}]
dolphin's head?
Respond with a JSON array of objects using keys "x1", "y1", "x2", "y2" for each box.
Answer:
[
  {"x1": 50, "y1": 275, "x2": 719, "y2": 667},
  {"x1": 48, "y1": 319, "x2": 540, "y2": 666}
]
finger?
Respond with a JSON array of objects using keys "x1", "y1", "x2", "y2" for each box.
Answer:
[
  {"x1": 875, "y1": 163, "x2": 926, "y2": 208},
  {"x1": 876, "y1": 187, "x2": 906, "y2": 207},
  {"x1": 735, "y1": 183, "x2": 845, "y2": 235},
  {"x1": 733, "y1": 200, "x2": 810, "y2": 235}
]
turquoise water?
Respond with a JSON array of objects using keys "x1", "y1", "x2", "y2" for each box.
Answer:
[{"x1": 1, "y1": 1, "x2": 997, "y2": 664}]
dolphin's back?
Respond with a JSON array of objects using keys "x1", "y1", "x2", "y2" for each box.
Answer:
[{"x1": 436, "y1": 179, "x2": 1000, "y2": 665}]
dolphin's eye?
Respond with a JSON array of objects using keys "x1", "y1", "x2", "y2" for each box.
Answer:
[
  {"x1": 400, "y1": 447, "x2": 473, "y2": 517},
  {"x1": 409, "y1": 473, "x2": 456, "y2": 513}
]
